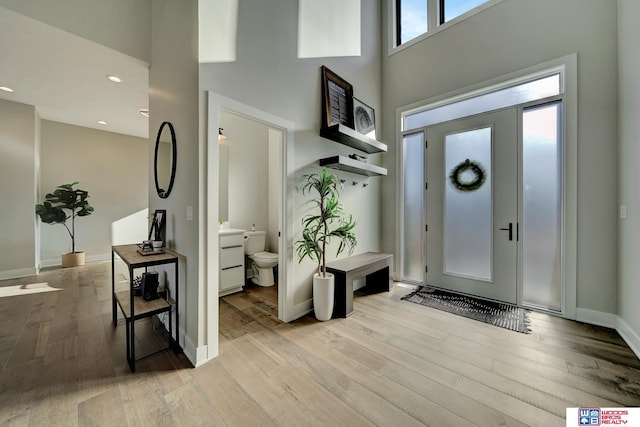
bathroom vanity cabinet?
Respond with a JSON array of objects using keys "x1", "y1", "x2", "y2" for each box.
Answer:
[{"x1": 219, "y1": 229, "x2": 245, "y2": 296}]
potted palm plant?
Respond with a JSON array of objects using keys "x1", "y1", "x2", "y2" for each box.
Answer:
[
  {"x1": 295, "y1": 168, "x2": 357, "y2": 320},
  {"x1": 35, "y1": 182, "x2": 94, "y2": 267}
]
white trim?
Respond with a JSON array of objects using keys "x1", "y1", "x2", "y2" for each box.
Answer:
[
  {"x1": 206, "y1": 92, "x2": 296, "y2": 363},
  {"x1": 401, "y1": 63, "x2": 567, "y2": 127},
  {"x1": 572, "y1": 310, "x2": 640, "y2": 361},
  {"x1": 0, "y1": 267, "x2": 38, "y2": 280},
  {"x1": 290, "y1": 298, "x2": 313, "y2": 321},
  {"x1": 40, "y1": 253, "x2": 111, "y2": 268},
  {"x1": 388, "y1": 0, "x2": 507, "y2": 57},
  {"x1": 182, "y1": 332, "x2": 206, "y2": 367},
  {"x1": 396, "y1": 54, "x2": 578, "y2": 319},
  {"x1": 576, "y1": 308, "x2": 617, "y2": 329},
  {"x1": 617, "y1": 316, "x2": 640, "y2": 361}
]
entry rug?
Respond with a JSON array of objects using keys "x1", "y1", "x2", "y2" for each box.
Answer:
[{"x1": 401, "y1": 286, "x2": 531, "y2": 334}]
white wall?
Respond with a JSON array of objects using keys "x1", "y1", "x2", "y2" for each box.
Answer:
[
  {"x1": 221, "y1": 112, "x2": 269, "y2": 233},
  {"x1": 200, "y1": 0, "x2": 382, "y2": 313},
  {"x1": 617, "y1": 0, "x2": 640, "y2": 354},
  {"x1": 150, "y1": 0, "x2": 201, "y2": 364},
  {"x1": 111, "y1": 208, "x2": 149, "y2": 246},
  {"x1": 39, "y1": 120, "x2": 148, "y2": 264},
  {"x1": 0, "y1": 0, "x2": 151, "y2": 63},
  {"x1": 0, "y1": 99, "x2": 38, "y2": 278},
  {"x1": 382, "y1": 0, "x2": 619, "y2": 315},
  {"x1": 219, "y1": 113, "x2": 281, "y2": 254}
]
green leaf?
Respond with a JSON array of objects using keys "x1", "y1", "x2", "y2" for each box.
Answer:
[{"x1": 295, "y1": 168, "x2": 357, "y2": 270}]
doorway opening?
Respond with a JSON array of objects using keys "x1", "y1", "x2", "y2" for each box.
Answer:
[
  {"x1": 397, "y1": 54, "x2": 577, "y2": 317},
  {"x1": 219, "y1": 109, "x2": 282, "y2": 288},
  {"x1": 206, "y1": 92, "x2": 295, "y2": 361}
]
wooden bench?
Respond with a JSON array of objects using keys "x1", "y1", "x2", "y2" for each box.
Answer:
[{"x1": 326, "y1": 252, "x2": 393, "y2": 318}]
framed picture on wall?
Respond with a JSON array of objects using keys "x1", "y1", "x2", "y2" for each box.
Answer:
[
  {"x1": 321, "y1": 66, "x2": 354, "y2": 129},
  {"x1": 353, "y1": 97, "x2": 376, "y2": 139}
]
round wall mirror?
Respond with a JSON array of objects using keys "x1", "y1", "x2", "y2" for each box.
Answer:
[{"x1": 154, "y1": 121, "x2": 177, "y2": 199}]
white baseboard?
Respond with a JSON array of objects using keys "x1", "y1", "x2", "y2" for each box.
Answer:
[
  {"x1": 287, "y1": 298, "x2": 313, "y2": 322},
  {"x1": 182, "y1": 333, "x2": 215, "y2": 368},
  {"x1": 617, "y1": 316, "x2": 640, "y2": 361},
  {"x1": 576, "y1": 308, "x2": 640, "y2": 361},
  {"x1": 87, "y1": 253, "x2": 111, "y2": 263},
  {"x1": 0, "y1": 266, "x2": 38, "y2": 281},
  {"x1": 41, "y1": 253, "x2": 111, "y2": 268},
  {"x1": 182, "y1": 333, "x2": 198, "y2": 366},
  {"x1": 576, "y1": 307, "x2": 617, "y2": 329}
]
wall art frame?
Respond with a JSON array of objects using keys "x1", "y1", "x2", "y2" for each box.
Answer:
[
  {"x1": 321, "y1": 65, "x2": 354, "y2": 129},
  {"x1": 353, "y1": 97, "x2": 376, "y2": 139}
]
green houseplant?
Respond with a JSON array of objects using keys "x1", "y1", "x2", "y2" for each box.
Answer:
[
  {"x1": 295, "y1": 168, "x2": 357, "y2": 320},
  {"x1": 35, "y1": 182, "x2": 94, "y2": 267}
]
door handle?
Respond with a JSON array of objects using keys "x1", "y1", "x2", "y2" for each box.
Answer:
[{"x1": 499, "y1": 223, "x2": 513, "y2": 241}]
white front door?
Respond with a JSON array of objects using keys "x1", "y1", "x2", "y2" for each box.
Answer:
[{"x1": 425, "y1": 108, "x2": 518, "y2": 304}]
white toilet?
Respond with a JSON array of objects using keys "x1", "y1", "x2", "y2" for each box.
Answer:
[{"x1": 244, "y1": 230, "x2": 278, "y2": 287}]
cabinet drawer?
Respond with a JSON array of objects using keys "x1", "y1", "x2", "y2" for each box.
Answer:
[
  {"x1": 220, "y1": 266, "x2": 244, "y2": 291},
  {"x1": 220, "y1": 233, "x2": 244, "y2": 248},
  {"x1": 220, "y1": 246, "x2": 244, "y2": 269}
]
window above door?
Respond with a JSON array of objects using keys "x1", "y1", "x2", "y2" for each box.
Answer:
[{"x1": 391, "y1": 0, "x2": 505, "y2": 53}]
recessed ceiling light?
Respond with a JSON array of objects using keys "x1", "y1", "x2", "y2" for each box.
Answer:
[
  {"x1": 107, "y1": 75, "x2": 122, "y2": 83},
  {"x1": 97, "y1": 120, "x2": 107, "y2": 125},
  {"x1": 139, "y1": 108, "x2": 149, "y2": 118},
  {"x1": 0, "y1": 86, "x2": 14, "y2": 93}
]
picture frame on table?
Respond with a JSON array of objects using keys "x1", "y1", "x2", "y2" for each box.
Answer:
[
  {"x1": 321, "y1": 66, "x2": 354, "y2": 129},
  {"x1": 148, "y1": 209, "x2": 166, "y2": 242}
]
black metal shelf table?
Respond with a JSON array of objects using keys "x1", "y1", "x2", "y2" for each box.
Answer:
[{"x1": 111, "y1": 244, "x2": 179, "y2": 372}]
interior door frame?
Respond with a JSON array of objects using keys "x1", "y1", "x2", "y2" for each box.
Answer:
[
  {"x1": 206, "y1": 92, "x2": 296, "y2": 362},
  {"x1": 396, "y1": 54, "x2": 577, "y2": 319}
]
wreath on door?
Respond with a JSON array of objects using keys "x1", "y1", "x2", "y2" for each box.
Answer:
[{"x1": 449, "y1": 159, "x2": 487, "y2": 192}]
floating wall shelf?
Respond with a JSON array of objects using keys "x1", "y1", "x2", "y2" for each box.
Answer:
[
  {"x1": 320, "y1": 124, "x2": 387, "y2": 154},
  {"x1": 319, "y1": 155, "x2": 387, "y2": 177}
]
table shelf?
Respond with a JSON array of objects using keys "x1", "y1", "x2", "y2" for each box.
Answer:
[{"x1": 115, "y1": 290, "x2": 171, "y2": 321}]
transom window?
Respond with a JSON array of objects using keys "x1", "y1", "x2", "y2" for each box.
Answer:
[{"x1": 394, "y1": 0, "x2": 501, "y2": 47}]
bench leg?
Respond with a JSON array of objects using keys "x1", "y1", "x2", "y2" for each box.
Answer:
[
  {"x1": 332, "y1": 272, "x2": 352, "y2": 318},
  {"x1": 366, "y1": 266, "x2": 391, "y2": 293}
]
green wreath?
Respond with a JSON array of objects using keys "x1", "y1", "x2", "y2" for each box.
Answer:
[{"x1": 449, "y1": 159, "x2": 486, "y2": 192}]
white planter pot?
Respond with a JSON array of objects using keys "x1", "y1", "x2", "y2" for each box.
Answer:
[
  {"x1": 61, "y1": 251, "x2": 85, "y2": 268},
  {"x1": 313, "y1": 272, "x2": 334, "y2": 321}
]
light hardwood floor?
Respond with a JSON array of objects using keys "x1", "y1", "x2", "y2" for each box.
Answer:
[{"x1": 1, "y1": 260, "x2": 639, "y2": 426}]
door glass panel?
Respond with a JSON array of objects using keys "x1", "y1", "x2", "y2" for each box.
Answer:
[
  {"x1": 444, "y1": 127, "x2": 492, "y2": 281},
  {"x1": 522, "y1": 102, "x2": 562, "y2": 311},
  {"x1": 404, "y1": 74, "x2": 560, "y2": 130},
  {"x1": 402, "y1": 132, "x2": 425, "y2": 282}
]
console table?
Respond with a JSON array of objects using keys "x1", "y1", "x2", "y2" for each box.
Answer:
[
  {"x1": 111, "y1": 244, "x2": 179, "y2": 372},
  {"x1": 326, "y1": 252, "x2": 393, "y2": 318}
]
